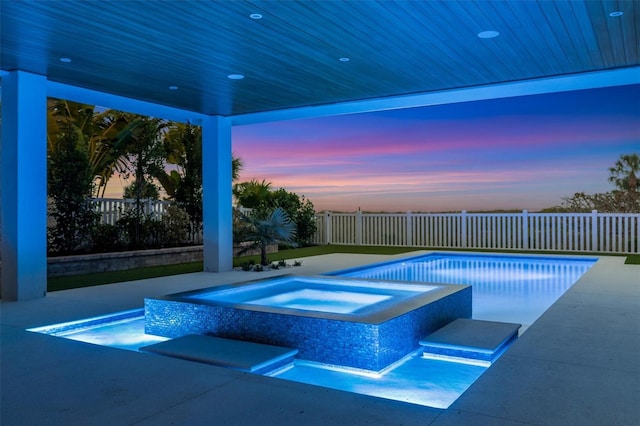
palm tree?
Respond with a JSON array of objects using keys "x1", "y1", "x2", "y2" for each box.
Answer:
[
  {"x1": 233, "y1": 179, "x2": 272, "y2": 215},
  {"x1": 47, "y1": 99, "x2": 138, "y2": 197},
  {"x1": 232, "y1": 154, "x2": 244, "y2": 182},
  {"x1": 239, "y1": 207, "x2": 296, "y2": 265},
  {"x1": 161, "y1": 123, "x2": 243, "y2": 224},
  {"x1": 119, "y1": 117, "x2": 167, "y2": 204},
  {"x1": 609, "y1": 153, "x2": 639, "y2": 193},
  {"x1": 89, "y1": 111, "x2": 140, "y2": 197}
]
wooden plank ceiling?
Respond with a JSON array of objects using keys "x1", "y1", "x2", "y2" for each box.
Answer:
[{"x1": 1, "y1": 0, "x2": 638, "y2": 116}]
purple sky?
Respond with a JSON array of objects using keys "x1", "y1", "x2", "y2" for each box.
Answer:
[{"x1": 233, "y1": 85, "x2": 639, "y2": 213}]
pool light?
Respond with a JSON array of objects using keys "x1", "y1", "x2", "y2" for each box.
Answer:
[
  {"x1": 228, "y1": 74, "x2": 245, "y2": 80},
  {"x1": 609, "y1": 11, "x2": 623, "y2": 17},
  {"x1": 60, "y1": 57, "x2": 72, "y2": 63},
  {"x1": 250, "y1": 13, "x2": 263, "y2": 20},
  {"x1": 477, "y1": 30, "x2": 500, "y2": 39}
]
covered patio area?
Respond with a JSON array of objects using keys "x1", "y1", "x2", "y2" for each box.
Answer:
[{"x1": 1, "y1": 2, "x2": 639, "y2": 423}]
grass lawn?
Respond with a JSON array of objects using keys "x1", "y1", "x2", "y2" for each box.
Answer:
[{"x1": 47, "y1": 245, "x2": 640, "y2": 292}]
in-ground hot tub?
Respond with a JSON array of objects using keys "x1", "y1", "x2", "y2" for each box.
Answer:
[{"x1": 145, "y1": 275, "x2": 471, "y2": 371}]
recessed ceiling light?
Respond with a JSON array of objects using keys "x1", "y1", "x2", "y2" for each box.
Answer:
[
  {"x1": 250, "y1": 13, "x2": 262, "y2": 19},
  {"x1": 228, "y1": 74, "x2": 245, "y2": 80},
  {"x1": 339, "y1": 57, "x2": 350, "y2": 62},
  {"x1": 168, "y1": 85, "x2": 179, "y2": 90},
  {"x1": 477, "y1": 31, "x2": 500, "y2": 39},
  {"x1": 609, "y1": 11, "x2": 623, "y2": 17},
  {"x1": 60, "y1": 57, "x2": 71, "y2": 63}
]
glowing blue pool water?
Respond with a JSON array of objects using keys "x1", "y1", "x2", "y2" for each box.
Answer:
[
  {"x1": 246, "y1": 288, "x2": 391, "y2": 313},
  {"x1": 185, "y1": 276, "x2": 438, "y2": 315},
  {"x1": 29, "y1": 253, "x2": 597, "y2": 409},
  {"x1": 270, "y1": 350, "x2": 487, "y2": 409},
  {"x1": 28, "y1": 309, "x2": 168, "y2": 351},
  {"x1": 328, "y1": 253, "x2": 596, "y2": 327}
]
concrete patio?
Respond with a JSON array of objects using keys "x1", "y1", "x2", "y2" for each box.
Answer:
[{"x1": 1, "y1": 252, "x2": 638, "y2": 425}]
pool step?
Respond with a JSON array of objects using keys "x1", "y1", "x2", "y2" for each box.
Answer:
[
  {"x1": 140, "y1": 335, "x2": 298, "y2": 374},
  {"x1": 419, "y1": 318, "x2": 520, "y2": 365}
]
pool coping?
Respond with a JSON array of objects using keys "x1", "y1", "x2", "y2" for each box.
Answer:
[{"x1": 147, "y1": 273, "x2": 470, "y2": 324}]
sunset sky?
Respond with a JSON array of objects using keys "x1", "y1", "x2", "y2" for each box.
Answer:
[{"x1": 233, "y1": 84, "x2": 639, "y2": 213}]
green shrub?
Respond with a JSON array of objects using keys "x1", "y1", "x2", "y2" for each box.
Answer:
[
  {"x1": 161, "y1": 205, "x2": 191, "y2": 246},
  {"x1": 90, "y1": 223, "x2": 125, "y2": 253},
  {"x1": 48, "y1": 127, "x2": 98, "y2": 255}
]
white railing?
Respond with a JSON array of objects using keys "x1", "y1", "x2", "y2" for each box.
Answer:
[
  {"x1": 313, "y1": 210, "x2": 639, "y2": 254},
  {"x1": 90, "y1": 198, "x2": 172, "y2": 225}
]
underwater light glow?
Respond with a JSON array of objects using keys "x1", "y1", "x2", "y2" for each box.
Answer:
[
  {"x1": 477, "y1": 30, "x2": 500, "y2": 39},
  {"x1": 273, "y1": 350, "x2": 486, "y2": 409},
  {"x1": 28, "y1": 311, "x2": 168, "y2": 351},
  {"x1": 247, "y1": 288, "x2": 393, "y2": 314}
]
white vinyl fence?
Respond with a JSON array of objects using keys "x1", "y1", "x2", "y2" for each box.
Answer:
[
  {"x1": 89, "y1": 198, "x2": 202, "y2": 243},
  {"x1": 90, "y1": 198, "x2": 172, "y2": 225},
  {"x1": 88, "y1": 200, "x2": 639, "y2": 254},
  {"x1": 312, "y1": 210, "x2": 640, "y2": 254}
]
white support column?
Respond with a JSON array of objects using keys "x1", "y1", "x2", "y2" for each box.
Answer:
[
  {"x1": 201, "y1": 115, "x2": 233, "y2": 272},
  {"x1": 1, "y1": 71, "x2": 48, "y2": 300}
]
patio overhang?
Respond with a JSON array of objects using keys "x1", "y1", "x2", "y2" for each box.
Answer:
[{"x1": 1, "y1": 0, "x2": 639, "y2": 300}]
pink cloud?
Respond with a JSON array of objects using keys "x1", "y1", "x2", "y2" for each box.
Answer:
[{"x1": 232, "y1": 87, "x2": 638, "y2": 212}]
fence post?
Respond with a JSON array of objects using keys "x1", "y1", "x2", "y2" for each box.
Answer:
[
  {"x1": 522, "y1": 210, "x2": 529, "y2": 250},
  {"x1": 461, "y1": 210, "x2": 467, "y2": 248},
  {"x1": 406, "y1": 211, "x2": 413, "y2": 247},
  {"x1": 323, "y1": 211, "x2": 332, "y2": 245},
  {"x1": 591, "y1": 210, "x2": 598, "y2": 251},
  {"x1": 355, "y1": 210, "x2": 363, "y2": 245}
]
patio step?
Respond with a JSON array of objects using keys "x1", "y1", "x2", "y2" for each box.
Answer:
[
  {"x1": 140, "y1": 335, "x2": 298, "y2": 374},
  {"x1": 419, "y1": 318, "x2": 520, "y2": 365}
]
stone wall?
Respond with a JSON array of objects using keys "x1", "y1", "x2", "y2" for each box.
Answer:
[
  {"x1": 46, "y1": 244, "x2": 278, "y2": 277},
  {"x1": 47, "y1": 246, "x2": 205, "y2": 278}
]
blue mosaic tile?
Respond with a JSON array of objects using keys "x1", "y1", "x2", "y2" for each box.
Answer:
[{"x1": 145, "y1": 282, "x2": 471, "y2": 371}]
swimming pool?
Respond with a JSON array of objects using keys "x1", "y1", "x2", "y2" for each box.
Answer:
[
  {"x1": 29, "y1": 252, "x2": 596, "y2": 409},
  {"x1": 328, "y1": 252, "x2": 596, "y2": 326}
]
